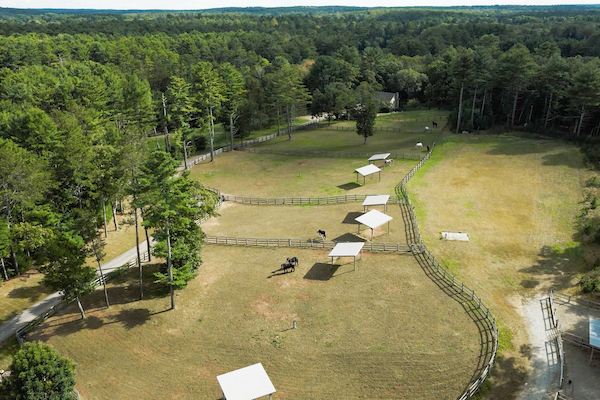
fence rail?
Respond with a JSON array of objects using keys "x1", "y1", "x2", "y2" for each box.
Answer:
[
  {"x1": 243, "y1": 148, "x2": 424, "y2": 161},
  {"x1": 205, "y1": 235, "x2": 412, "y2": 253},
  {"x1": 394, "y1": 133, "x2": 499, "y2": 400},
  {"x1": 552, "y1": 289, "x2": 600, "y2": 310},
  {"x1": 221, "y1": 193, "x2": 403, "y2": 206},
  {"x1": 549, "y1": 290, "x2": 565, "y2": 388}
]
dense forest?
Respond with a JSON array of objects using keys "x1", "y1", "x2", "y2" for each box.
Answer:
[{"x1": 2, "y1": 5, "x2": 600, "y2": 296}]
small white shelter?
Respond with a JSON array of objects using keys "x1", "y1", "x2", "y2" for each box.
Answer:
[
  {"x1": 362, "y1": 195, "x2": 391, "y2": 213},
  {"x1": 589, "y1": 318, "x2": 600, "y2": 364},
  {"x1": 368, "y1": 153, "x2": 391, "y2": 164},
  {"x1": 355, "y1": 209, "x2": 393, "y2": 240},
  {"x1": 355, "y1": 164, "x2": 381, "y2": 185},
  {"x1": 217, "y1": 363, "x2": 276, "y2": 400},
  {"x1": 328, "y1": 242, "x2": 365, "y2": 271}
]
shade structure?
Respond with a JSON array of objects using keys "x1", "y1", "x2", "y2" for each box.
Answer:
[
  {"x1": 328, "y1": 242, "x2": 365, "y2": 271},
  {"x1": 217, "y1": 363, "x2": 276, "y2": 400},
  {"x1": 355, "y1": 164, "x2": 381, "y2": 185},
  {"x1": 362, "y1": 195, "x2": 391, "y2": 212},
  {"x1": 368, "y1": 153, "x2": 391, "y2": 163},
  {"x1": 355, "y1": 209, "x2": 393, "y2": 240},
  {"x1": 589, "y1": 318, "x2": 600, "y2": 364}
]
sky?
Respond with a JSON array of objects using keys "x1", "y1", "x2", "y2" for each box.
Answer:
[{"x1": 2, "y1": 0, "x2": 600, "y2": 11}]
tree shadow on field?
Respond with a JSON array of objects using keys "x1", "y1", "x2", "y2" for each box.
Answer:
[
  {"x1": 342, "y1": 212, "x2": 362, "y2": 224},
  {"x1": 519, "y1": 244, "x2": 586, "y2": 291},
  {"x1": 338, "y1": 182, "x2": 361, "y2": 191},
  {"x1": 482, "y1": 353, "x2": 528, "y2": 400},
  {"x1": 303, "y1": 263, "x2": 339, "y2": 281},
  {"x1": 7, "y1": 286, "x2": 45, "y2": 301},
  {"x1": 485, "y1": 138, "x2": 561, "y2": 156},
  {"x1": 541, "y1": 151, "x2": 583, "y2": 169}
]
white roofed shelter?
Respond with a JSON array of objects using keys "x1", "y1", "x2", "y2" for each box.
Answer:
[
  {"x1": 355, "y1": 209, "x2": 393, "y2": 240},
  {"x1": 328, "y1": 242, "x2": 365, "y2": 271},
  {"x1": 217, "y1": 363, "x2": 276, "y2": 400},
  {"x1": 589, "y1": 318, "x2": 600, "y2": 364},
  {"x1": 355, "y1": 164, "x2": 381, "y2": 185},
  {"x1": 362, "y1": 195, "x2": 391, "y2": 212},
  {"x1": 368, "y1": 153, "x2": 391, "y2": 163}
]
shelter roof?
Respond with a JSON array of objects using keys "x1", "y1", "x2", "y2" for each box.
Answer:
[
  {"x1": 590, "y1": 318, "x2": 600, "y2": 348},
  {"x1": 362, "y1": 195, "x2": 391, "y2": 207},
  {"x1": 328, "y1": 242, "x2": 365, "y2": 258},
  {"x1": 355, "y1": 164, "x2": 381, "y2": 177},
  {"x1": 368, "y1": 153, "x2": 391, "y2": 162},
  {"x1": 355, "y1": 209, "x2": 393, "y2": 229},
  {"x1": 217, "y1": 363, "x2": 276, "y2": 400}
]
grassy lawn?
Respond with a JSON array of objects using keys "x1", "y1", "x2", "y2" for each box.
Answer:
[
  {"x1": 204, "y1": 202, "x2": 408, "y2": 244},
  {"x1": 30, "y1": 247, "x2": 479, "y2": 400},
  {"x1": 190, "y1": 151, "x2": 414, "y2": 197},
  {"x1": 0, "y1": 272, "x2": 52, "y2": 325},
  {"x1": 406, "y1": 133, "x2": 594, "y2": 399}
]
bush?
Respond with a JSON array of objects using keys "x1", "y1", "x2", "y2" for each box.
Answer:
[
  {"x1": 591, "y1": 196, "x2": 598, "y2": 210},
  {"x1": 1, "y1": 342, "x2": 76, "y2": 400},
  {"x1": 403, "y1": 99, "x2": 422, "y2": 111},
  {"x1": 587, "y1": 176, "x2": 599, "y2": 187}
]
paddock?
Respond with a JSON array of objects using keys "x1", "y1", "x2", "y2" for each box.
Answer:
[{"x1": 29, "y1": 247, "x2": 480, "y2": 399}]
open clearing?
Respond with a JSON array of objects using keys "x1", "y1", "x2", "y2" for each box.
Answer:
[
  {"x1": 407, "y1": 133, "x2": 593, "y2": 399},
  {"x1": 30, "y1": 246, "x2": 479, "y2": 400},
  {"x1": 190, "y1": 151, "x2": 415, "y2": 197}
]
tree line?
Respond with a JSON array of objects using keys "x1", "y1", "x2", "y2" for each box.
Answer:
[{"x1": 3, "y1": 6, "x2": 600, "y2": 308}]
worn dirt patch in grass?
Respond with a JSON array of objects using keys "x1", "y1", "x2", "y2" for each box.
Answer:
[{"x1": 30, "y1": 246, "x2": 480, "y2": 400}]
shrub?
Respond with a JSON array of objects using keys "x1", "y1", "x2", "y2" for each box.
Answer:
[{"x1": 1, "y1": 342, "x2": 76, "y2": 400}]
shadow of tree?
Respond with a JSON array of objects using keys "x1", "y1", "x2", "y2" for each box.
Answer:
[
  {"x1": 112, "y1": 308, "x2": 151, "y2": 330},
  {"x1": 520, "y1": 244, "x2": 587, "y2": 291},
  {"x1": 7, "y1": 286, "x2": 45, "y2": 301}
]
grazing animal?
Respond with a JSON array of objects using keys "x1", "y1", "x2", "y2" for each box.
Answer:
[
  {"x1": 426, "y1": 145, "x2": 430, "y2": 152},
  {"x1": 432, "y1": 121, "x2": 438, "y2": 128},
  {"x1": 281, "y1": 262, "x2": 295, "y2": 273},
  {"x1": 384, "y1": 159, "x2": 394, "y2": 166},
  {"x1": 286, "y1": 257, "x2": 299, "y2": 267},
  {"x1": 415, "y1": 142, "x2": 423, "y2": 149},
  {"x1": 317, "y1": 230, "x2": 326, "y2": 241},
  {"x1": 424, "y1": 126, "x2": 430, "y2": 132}
]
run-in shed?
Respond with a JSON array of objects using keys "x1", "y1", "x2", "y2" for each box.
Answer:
[
  {"x1": 362, "y1": 195, "x2": 391, "y2": 213},
  {"x1": 328, "y1": 242, "x2": 365, "y2": 271},
  {"x1": 355, "y1": 165, "x2": 381, "y2": 185},
  {"x1": 355, "y1": 209, "x2": 393, "y2": 240}
]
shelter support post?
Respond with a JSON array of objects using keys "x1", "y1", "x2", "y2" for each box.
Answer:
[
  {"x1": 590, "y1": 348, "x2": 595, "y2": 365},
  {"x1": 378, "y1": 171, "x2": 381, "y2": 181},
  {"x1": 353, "y1": 255, "x2": 356, "y2": 271},
  {"x1": 388, "y1": 221, "x2": 390, "y2": 234}
]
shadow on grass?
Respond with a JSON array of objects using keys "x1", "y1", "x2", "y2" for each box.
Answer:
[
  {"x1": 303, "y1": 263, "x2": 339, "y2": 281},
  {"x1": 341, "y1": 212, "x2": 362, "y2": 224},
  {"x1": 332, "y1": 233, "x2": 366, "y2": 242},
  {"x1": 338, "y1": 182, "x2": 361, "y2": 191},
  {"x1": 7, "y1": 286, "x2": 45, "y2": 301},
  {"x1": 519, "y1": 244, "x2": 586, "y2": 291}
]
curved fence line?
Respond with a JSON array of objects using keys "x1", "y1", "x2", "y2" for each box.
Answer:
[
  {"x1": 205, "y1": 235, "x2": 414, "y2": 253},
  {"x1": 243, "y1": 148, "x2": 424, "y2": 161},
  {"x1": 396, "y1": 135, "x2": 499, "y2": 400}
]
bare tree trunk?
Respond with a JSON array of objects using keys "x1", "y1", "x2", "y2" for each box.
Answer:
[
  {"x1": 1, "y1": 258, "x2": 8, "y2": 280},
  {"x1": 102, "y1": 195, "x2": 108, "y2": 238},
  {"x1": 142, "y1": 211, "x2": 151, "y2": 262},
  {"x1": 134, "y1": 206, "x2": 143, "y2": 300},
  {"x1": 183, "y1": 136, "x2": 189, "y2": 170},
  {"x1": 480, "y1": 88, "x2": 487, "y2": 116},
  {"x1": 544, "y1": 91, "x2": 553, "y2": 129},
  {"x1": 577, "y1": 106, "x2": 585, "y2": 136},
  {"x1": 162, "y1": 92, "x2": 171, "y2": 153},
  {"x1": 456, "y1": 82, "x2": 464, "y2": 134},
  {"x1": 97, "y1": 259, "x2": 109, "y2": 308},
  {"x1": 286, "y1": 104, "x2": 292, "y2": 140},
  {"x1": 112, "y1": 200, "x2": 119, "y2": 231},
  {"x1": 6, "y1": 207, "x2": 18, "y2": 276},
  {"x1": 166, "y1": 219, "x2": 175, "y2": 310},
  {"x1": 208, "y1": 107, "x2": 215, "y2": 162},
  {"x1": 76, "y1": 297, "x2": 86, "y2": 319},
  {"x1": 527, "y1": 105, "x2": 534, "y2": 125},
  {"x1": 230, "y1": 113, "x2": 235, "y2": 150},
  {"x1": 470, "y1": 83, "x2": 478, "y2": 130},
  {"x1": 511, "y1": 86, "x2": 520, "y2": 128},
  {"x1": 277, "y1": 102, "x2": 281, "y2": 136}
]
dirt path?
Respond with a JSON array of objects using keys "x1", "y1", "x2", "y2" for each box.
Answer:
[{"x1": 516, "y1": 295, "x2": 560, "y2": 400}]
